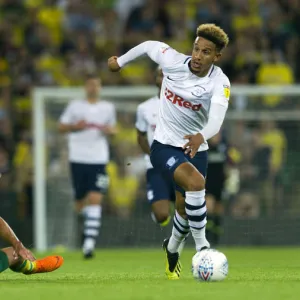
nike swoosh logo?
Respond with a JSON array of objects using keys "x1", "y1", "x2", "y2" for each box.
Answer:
[{"x1": 167, "y1": 76, "x2": 176, "y2": 81}]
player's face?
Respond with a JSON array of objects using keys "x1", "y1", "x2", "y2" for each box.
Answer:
[
  {"x1": 85, "y1": 78, "x2": 101, "y2": 98},
  {"x1": 191, "y1": 37, "x2": 221, "y2": 76},
  {"x1": 155, "y1": 69, "x2": 163, "y2": 89}
]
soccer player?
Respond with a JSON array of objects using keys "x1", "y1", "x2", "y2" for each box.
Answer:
[
  {"x1": 59, "y1": 74, "x2": 117, "y2": 259},
  {"x1": 205, "y1": 132, "x2": 227, "y2": 246},
  {"x1": 135, "y1": 67, "x2": 175, "y2": 227},
  {"x1": 0, "y1": 217, "x2": 63, "y2": 274},
  {"x1": 108, "y1": 23, "x2": 230, "y2": 279}
]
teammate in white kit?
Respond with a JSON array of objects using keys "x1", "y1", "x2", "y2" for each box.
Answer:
[
  {"x1": 136, "y1": 67, "x2": 175, "y2": 227},
  {"x1": 108, "y1": 24, "x2": 230, "y2": 279},
  {"x1": 59, "y1": 74, "x2": 117, "y2": 259}
]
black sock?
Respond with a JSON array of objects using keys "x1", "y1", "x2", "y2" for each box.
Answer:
[
  {"x1": 214, "y1": 215, "x2": 222, "y2": 245},
  {"x1": 205, "y1": 214, "x2": 215, "y2": 245}
]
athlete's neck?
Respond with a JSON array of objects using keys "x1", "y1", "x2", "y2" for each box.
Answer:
[{"x1": 87, "y1": 97, "x2": 98, "y2": 104}]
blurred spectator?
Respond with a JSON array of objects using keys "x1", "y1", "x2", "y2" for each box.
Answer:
[
  {"x1": 232, "y1": 129, "x2": 271, "y2": 217},
  {"x1": 13, "y1": 130, "x2": 33, "y2": 219},
  {"x1": 256, "y1": 50, "x2": 294, "y2": 107},
  {"x1": 106, "y1": 160, "x2": 139, "y2": 219},
  {"x1": 0, "y1": 145, "x2": 11, "y2": 192}
]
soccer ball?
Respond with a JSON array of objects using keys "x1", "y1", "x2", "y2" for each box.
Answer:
[{"x1": 191, "y1": 249, "x2": 228, "y2": 282}]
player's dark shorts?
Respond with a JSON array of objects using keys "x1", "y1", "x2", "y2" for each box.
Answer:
[
  {"x1": 70, "y1": 162, "x2": 109, "y2": 200},
  {"x1": 205, "y1": 167, "x2": 225, "y2": 201},
  {"x1": 146, "y1": 168, "x2": 175, "y2": 204},
  {"x1": 150, "y1": 140, "x2": 208, "y2": 195}
]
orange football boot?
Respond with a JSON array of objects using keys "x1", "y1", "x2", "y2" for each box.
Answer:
[{"x1": 25, "y1": 255, "x2": 64, "y2": 275}]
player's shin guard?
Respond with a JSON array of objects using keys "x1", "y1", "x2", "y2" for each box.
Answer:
[
  {"x1": 185, "y1": 190, "x2": 210, "y2": 252},
  {"x1": 82, "y1": 205, "x2": 102, "y2": 255},
  {"x1": 167, "y1": 211, "x2": 190, "y2": 254}
]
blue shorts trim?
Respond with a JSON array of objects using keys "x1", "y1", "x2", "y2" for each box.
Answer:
[
  {"x1": 146, "y1": 168, "x2": 175, "y2": 204},
  {"x1": 70, "y1": 162, "x2": 109, "y2": 200},
  {"x1": 150, "y1": 140, "x2": 208, "y2": 195}
]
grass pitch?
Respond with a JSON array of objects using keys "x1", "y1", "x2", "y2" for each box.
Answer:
[{"x1": 0, "y1": 248, "x2": 299, "y2": 300}]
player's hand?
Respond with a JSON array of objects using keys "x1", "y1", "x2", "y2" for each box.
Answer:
[
  {"x1": 101, "y1": 125, "x2": 118, "y2": 135},
  {"x1": 108, "y1": 56, "x2": 121, "y2": 72},
  {"x1": 183, "y1": 133, "x2": 205, "y2": 158},
  {"x1": 72, "y1": 120, "x2": 87, "y2": 131},
  {"x1": 13, "y1": 241, "x2": 36, "y2": 261}
]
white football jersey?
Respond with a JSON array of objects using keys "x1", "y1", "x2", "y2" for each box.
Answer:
[
  {"x1": 59, "y1": 99, "x2": 116, "y2": 164},
  {"x1": 118, "y1": 41, "x2": 230, "y2": 152},
  {"x1": 135, "y1": 96, "x2": 159, "y2": 169}
]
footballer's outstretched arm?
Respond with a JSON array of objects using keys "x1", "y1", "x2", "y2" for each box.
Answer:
[{"x1": 108, "y1": 41, "x2": 179, "y2": 71}]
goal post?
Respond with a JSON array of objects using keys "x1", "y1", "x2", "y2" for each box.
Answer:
[
  {"x1": 32, "y1": 85, "x2": 300, "y2": 251},
  {"x1": 32, "y1": 86, "x2": 156, "y2": 251}
]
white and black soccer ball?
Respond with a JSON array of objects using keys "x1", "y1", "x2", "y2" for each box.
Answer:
[{"x1": 191, "y1": 249, "x2": 228, "y2": 282}]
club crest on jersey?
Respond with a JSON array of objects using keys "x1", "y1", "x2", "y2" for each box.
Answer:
[
  {"x1": 164, "y1": 88, "x2": 202, "y2": 111},
  {"x1": 160, "y1": 46, "x2": 170, "y2": 54},
  {"x1": 223, "y1": 85, "x2": 230, "y2": 99},
  {"x1": 191, "y1": 85, "x2": 206, "y2": 98}
]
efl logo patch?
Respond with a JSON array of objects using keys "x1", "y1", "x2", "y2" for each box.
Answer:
[
  {"x1": 166, "y1": 156, "x2": 178, "y2": 168},
  {"x1": 223, "y1": 85, "x2": 230, "y2": 99}
]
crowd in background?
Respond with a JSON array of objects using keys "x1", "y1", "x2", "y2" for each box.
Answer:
[{"x1": 0, "y1": 0, "x2": 299, "y2": 221}]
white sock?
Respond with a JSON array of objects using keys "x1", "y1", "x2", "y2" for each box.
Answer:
[
  {"x1": 177, "y1": 234, "x2": 189, "y2": 256},
  {"x1": 167, "y1": 211, "x2": 190, "y2": 253},
  {"x1": 82, "y1": 205, "x2": 102, "y2": 254},
  {"x1": 185, "y1": 190, "x2": 210, "y2": 252}
]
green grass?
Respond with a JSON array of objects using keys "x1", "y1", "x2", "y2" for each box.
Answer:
[{"x1": 0, "y1": 248, "x2": 300, "y2": 300}]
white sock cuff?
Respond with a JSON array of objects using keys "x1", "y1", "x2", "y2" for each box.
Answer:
[
  {"x1": 185, "y1": 190, "x2": 205, "y2": 199},
  {"x1": 185, "y1": 190, "x2": 205, "y2": 205}
]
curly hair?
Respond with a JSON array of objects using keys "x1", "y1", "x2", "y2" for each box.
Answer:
[{"x1": 196, "y1": 24, "x2": 229, "y2": 52}]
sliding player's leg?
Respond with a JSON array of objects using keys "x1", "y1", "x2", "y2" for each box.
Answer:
[{"x1": 0, "y1": 247, "x2": 63, "y2": 275}]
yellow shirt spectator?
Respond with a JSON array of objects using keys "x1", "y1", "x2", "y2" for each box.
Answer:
[
  {"x1": 260, "y1": 124, "x2": 287, "y2": 173},
  {"x1": 256, "y1": 61, "x2": 294, "y2": 107},
  {"x1": 106, "y1": 161, "x2": 138, "y2": 214}
]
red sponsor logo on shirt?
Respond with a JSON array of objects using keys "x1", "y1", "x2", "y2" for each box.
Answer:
[{"x1": 164, "y1": 88, "x2": 202, "y2": 111}]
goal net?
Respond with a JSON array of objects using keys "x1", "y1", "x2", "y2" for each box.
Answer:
[{"x1": 33, "y1": 85, "x2": 300, "y2": 251}]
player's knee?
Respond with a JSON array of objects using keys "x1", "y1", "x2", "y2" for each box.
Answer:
[
  {"x1": 87, "y1": 191, "x2": 102, "y2": 205},
  {"x1": 152, "y1": 203, "x2": 170, "y2": 224},
  {"x1": 154, "y1": 211, "x2": 170, "y2": 224},
  {"x1": 187, "y1": 176, "x2": 205, "y2": 191}
]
